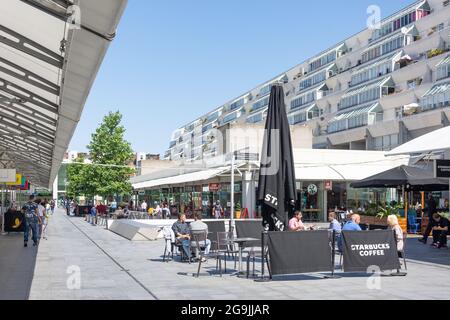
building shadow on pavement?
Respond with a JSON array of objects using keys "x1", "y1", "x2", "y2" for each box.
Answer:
[{"x1": 0, "y1": 233, "x2": 38, "y2": 300}]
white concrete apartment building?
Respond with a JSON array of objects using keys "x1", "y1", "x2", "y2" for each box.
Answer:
[{"x1": 164, "y1": 0, "x2": 450, "y2": 161}]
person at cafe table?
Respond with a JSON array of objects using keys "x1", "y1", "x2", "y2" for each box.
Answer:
[
  {"x1": 342, "y1": 214, "x2": 362, "y2": 231},
  {"x1": 171, "y1": 213, "x2": 191, "y2": 260},
  {"x1": 431, "y1": 213, "x2": 448, "y2": 249},
  {"x1": 289, "y1": 211, "x2": 316, "y2": 231}
]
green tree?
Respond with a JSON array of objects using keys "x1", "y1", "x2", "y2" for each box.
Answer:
[
  {"x1": 66, "y1": 111, "x2": 135, "y2": 200},
  {"x1": 66, "y1": 155, "x2": 88, "y2": 198},
  {"x1": 87, "y1": 111, "x2": 135, "y2": 199}
]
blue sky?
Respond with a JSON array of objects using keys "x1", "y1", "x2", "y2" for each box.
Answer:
[{"x1": 69, "y1": 0, "x2": 414, "y2": 154}]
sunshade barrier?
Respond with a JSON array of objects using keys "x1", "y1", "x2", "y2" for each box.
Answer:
[
  {"x1": 341, "y1": 230, "x2": 401, "y2": 272},
  {"x1": 267, "y1": 230, "x2": 333, "y2": 276}
]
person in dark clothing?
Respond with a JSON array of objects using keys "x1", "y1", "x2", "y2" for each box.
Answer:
[
  {"x1": 419, "y1": 194, "x2": 437, "y2": 244},
  {"x1": 431, "y1": 213, "x2": 448, "y2": 248}
]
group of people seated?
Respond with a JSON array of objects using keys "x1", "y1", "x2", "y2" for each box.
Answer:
[
  {"x1": 171, "y1": 212, "x2": 211, "y2": 262},
  {"x1": 288, "y1": 210, "x2": 409, "y2": 256}
]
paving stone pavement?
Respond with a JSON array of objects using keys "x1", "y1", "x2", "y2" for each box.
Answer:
[{"x1": 2, "y1": 209, "x2": 448, "y2": 300}]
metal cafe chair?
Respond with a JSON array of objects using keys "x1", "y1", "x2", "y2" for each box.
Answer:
[
  {"x1": 216, "y1": 231, "x2": 238, "y2": 272},
  {"x1": 191, "y1": 230, "x2": 223, "y2": 278}
]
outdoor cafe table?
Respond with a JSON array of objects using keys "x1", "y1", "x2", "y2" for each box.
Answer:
[{"x1": 227, "y1": 237, "x2": 259, "y2": 275}]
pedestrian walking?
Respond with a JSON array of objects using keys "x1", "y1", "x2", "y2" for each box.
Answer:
[
  {"x1": 214, "y1": 201, "x2": 223, "y2": 219},
  {"x1": 22, "y1": 195, "x2": 40, "y2": 247},
  {"x1": 37, "y1": 200, "x2": 46, "y2": 240},
  {"x1": 419, "y1": 194, "x2": 438, "y2": 244}
]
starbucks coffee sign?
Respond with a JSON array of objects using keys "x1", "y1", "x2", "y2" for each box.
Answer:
[{"x1": 307, "y1": 184, "x2": 318, "y2": 195}]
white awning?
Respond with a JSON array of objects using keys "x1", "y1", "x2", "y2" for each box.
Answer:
[
  {"x1": 0, "y1": 0, "x2": 128, "y2": 188},
  {"x1": 133, "y1": 167, "x2": 229, "y2": 190},
  {"x1": 295, "y1": 164, "x2": 403, "y2": 181},
  {"x1": 387, "y1": 126, "x2": 450, "y2": 156}
]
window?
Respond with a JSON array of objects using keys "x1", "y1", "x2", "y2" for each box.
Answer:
[
  {"x1": 247, "y1": 113, "x2": 263, "y2": 124},
  {"x1": 437, "y1": 60, "x2": 450, "y2": 80},
  {"x1": 309, "y1": 51, "x2": 337, "y2": 72},
  {"x1": 351, "y1": 60, "x2": 392, "y2": 86},
  {"x1": 252, "y1": 97, "x2": 269, "y2": 112},
  {"x1": 299, "y1": 70, "x2": 327, "y2": 91},
  {"x1": 259, "y1": 84, "x2": 272, "y2": 97},
  {"x1": 362, "y1": 34, "x2": 405, "y2": 63},
  {"x1": 290, "y1": 91, "x2": 316, "y2": 110},
  {"x1": 289, "y1": 112, "x2": 307, "y2": 125},
  {"x1": 420, "y1": 82, "x2": 450, "y2": 112},
  {"x1": 230, "y1": 98, "x2": 245, "y2": 111},
  {"x1": 205, "y1": 111, "x2": 219, "y2": 124}
]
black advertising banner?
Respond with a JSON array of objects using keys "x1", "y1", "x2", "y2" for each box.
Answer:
[
  {"x1": 4, "y1": 210, "x2": 25, "y2": 232},
  {"x1": 434, "y1": 160, "x2": 450, "y2": 178},
  {"x1": 342, "y1": 230, "x2": 400, "y2": 272},
  {"x1": 268, "y1": 230, "x2": 332, "y2": 276}
]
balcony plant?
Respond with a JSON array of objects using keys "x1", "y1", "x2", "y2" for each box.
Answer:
[{"x1": 427, "y1": 48, "x2": 447, "y2": 59}]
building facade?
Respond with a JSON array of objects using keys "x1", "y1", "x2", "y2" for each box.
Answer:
[{"x1": 164, "y1": 0, "x2": 450, "y2": 161}]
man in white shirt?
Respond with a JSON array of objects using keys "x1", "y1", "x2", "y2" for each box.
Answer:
[
  {"x1": 189, "y1": 212, "x2": 211, "y2": 262},
  {"x1": 141, "y1": 200, "x2": 147, "y2": 213}
]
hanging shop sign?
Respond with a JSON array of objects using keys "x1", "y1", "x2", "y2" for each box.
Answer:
[
  {"x1": 6, "y1": 173, "x2": 22, "y2": 186},
  {"x1": 0, "y1": 169, "x2": 16, "y2": 183},
  {"x1": 434, "y1": 160, "x2": 450, "y2": 178},
  {"x1": 307, "y1": 184, "x2": 318, "y2": 195}
]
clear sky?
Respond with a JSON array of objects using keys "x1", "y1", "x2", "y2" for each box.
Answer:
[{"x1": 69, "y1": 0, "x2": 415, "y2": 155}]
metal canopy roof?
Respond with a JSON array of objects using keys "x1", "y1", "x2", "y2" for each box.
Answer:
[{"x1": 0, "y1": 0, "x2": 127, "y2": 188}]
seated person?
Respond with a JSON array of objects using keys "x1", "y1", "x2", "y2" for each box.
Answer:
[
  {"x1": 431, "y1": 213, "x2": 448, "y2": 249},
  {"x1": 339, "y1": 214, "x2": 362, "y2": 251},
  {"x1": 289, "y1": 211, "x2": 306, "y2": 231},
  {"x1": 387, "y1": 214, "x2": 404, "y2": 256},
  {"x1": 328, "y1": 212, "x2": 342, "y2": 234},
  {"x1": 189, "y1": 212, "x2": 211, "y2": 262},
  {"x1": 342, "y1": 214, "x2": 362, "y2": 231},
  {"x1": 171, "y1": 213, "x2": 191, "y2": 260}
]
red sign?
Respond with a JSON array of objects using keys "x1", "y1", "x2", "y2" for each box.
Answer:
[
  {"x1": 209, "y1": 183, "x2": 222, "y2": 192},
  {"x1": 325, "y1": 180, "x2": 333, "y2": 191}
]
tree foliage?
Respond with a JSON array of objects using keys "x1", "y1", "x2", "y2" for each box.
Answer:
[{"x1": 66, "y1": 111, "x2": 135, "y2": 199}]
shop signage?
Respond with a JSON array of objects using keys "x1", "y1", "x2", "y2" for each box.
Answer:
[
  {"x1": 434, "y1": 160, "x2": 450, "y2": 178},
  {"x1": 209, "y1": 183, "x2": 222, "y2": 192},
  {"x1": 307, "y1": 184, "x2": 318, "y2": 195},
  {"x1": 6, "y1": 173, "x2": 22, "y2": 186},
  {"x1": 0, "y1": 169, "x2": 16, "y2": 183},
  {"x1": 325, "y1": 180, "x2": 333, "y2": 191},
  {"x1": 138, "y1": 190, "x2": 145, "y2": 195}
]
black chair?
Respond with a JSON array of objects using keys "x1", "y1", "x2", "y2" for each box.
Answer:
[
  {"x1": 204, "y1": 220, "x2": 226, "y2": 251},
  {"x1": 191, "y1": 230, "x2": 223, "y2": 277},
  {"x1": 235, "y1": 220, "x2": 266, "y2": 278},
  {"x1": 216, "y1": 231, "x2": 238, "y2": 272}
]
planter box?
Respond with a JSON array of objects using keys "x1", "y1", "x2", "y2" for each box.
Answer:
[{"x1": 360, "y1": 215, "x2": 388, "y2": 226}]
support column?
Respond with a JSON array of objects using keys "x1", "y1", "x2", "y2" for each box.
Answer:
[
  {"x1": 398, "y1": 121, "x2": 411, "y2": 145},
  {"x1": 242, "y1": 171, "x2": 256, "y2": 219},
  {"x1": 52, "y1": 174, "x2": 58, "y2": 200},
  {"x1": 441, "y1": 111, "x2": 450, "y2": 127},
  {"x1": 365, "y1": 129, "x2": 374, "y2": 150}
]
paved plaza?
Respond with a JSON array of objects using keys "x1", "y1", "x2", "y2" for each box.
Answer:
[{"x1": 1, "y1": 209, "x2": 449, "y2": 300}]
